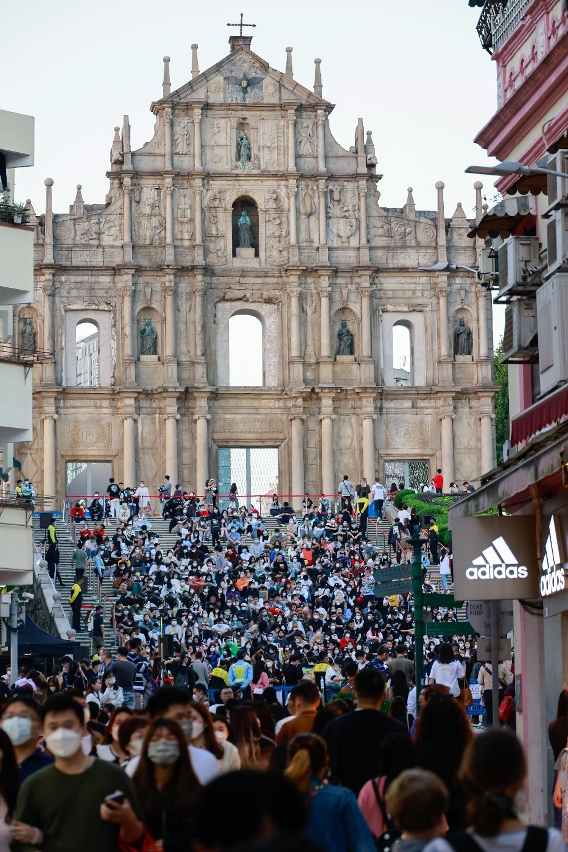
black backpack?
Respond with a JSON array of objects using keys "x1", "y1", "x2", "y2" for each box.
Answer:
[
  {"x1": 445, "y1": 826, "x2": 548, "y2": 852},
  {"x1": 371, "y1": 779, "x2": 401, "y2": 852}
]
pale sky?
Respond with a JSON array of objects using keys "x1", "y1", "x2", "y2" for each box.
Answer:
[{"x1": 4, "y1": 0, "x2": 504, "y2": 346}]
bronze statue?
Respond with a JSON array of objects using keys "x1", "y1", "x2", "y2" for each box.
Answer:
[
  {"x1": 21, "y1": 318, "x2": 36, "y2": 354},
  {"x1": 238, "y1": 210, "x2": 253, "y2": 248},
  {"x1": 336, "y1": 320, "x2": 354, "y2": 357},
  {"x1": 454, "y1": 318, "x2": 473, "y2": 357},
  {"x1": 140, "y1": 318, "x2": 158, "y2": 355}
]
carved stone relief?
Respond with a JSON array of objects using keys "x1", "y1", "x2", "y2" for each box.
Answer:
[
  {"x1": 266, "y1": 212, "x2": 289, "y2": 266},
  {"x1": 297, "y1": 121, "x2": 315, "y2": 156},
  {"x1": 133, "y1": 187, "x2": 164, "y2": 246},
  {"x1": 327, "y1": 183, "x2": 359, "y2": 245},
  {"x1": 385, "y1": 418, "x2": 430, "y2": 449},
  {"x1": 65, "y1": 420, "x2": 112, "y2": 448},
  {"x1": 175, "y1": 190, "x2": 193, "y2": 244},
  {"x1": 299, "y1": 182, "x2": 317, "y2": 244},
  {"x1": 173, "y1": 118, "x2": 192, "y2": 155}
]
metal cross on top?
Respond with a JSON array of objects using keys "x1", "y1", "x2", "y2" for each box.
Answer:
[{"x1": 227, "y1": 12, "x2": 256, "y2": 36}]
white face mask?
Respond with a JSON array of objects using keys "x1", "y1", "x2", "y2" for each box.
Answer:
[
  {"x1": 128, "y1": 738, "x2": 144, "y2": 757},
  {"x1": 190, "y1": 719, "x2": 204, "y2": 740},
  {"x1": 214, "y1": 729, "x2": 228, "y2": 742},
  {"x1": 49, "y1": 686, "x2": 57, "y2": 693},
  {"x1": 45, "y1": 727, "x2": 82, "y2": 758},
  {"x1": 2, "y1": 716, "x2": 32, "y2": 746},
  {"x1": 107, "y1": 678, "x2": 115, "y2": 686}
]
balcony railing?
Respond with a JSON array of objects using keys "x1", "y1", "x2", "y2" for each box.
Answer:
[
  {"x1": 476, "y1": 0, "x2": 528, "y2": 53},
  {"x1": 0, "y1": 343, "x2": 53, "y2": 377}
]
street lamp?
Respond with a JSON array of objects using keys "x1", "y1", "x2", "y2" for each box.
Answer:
[{"x1": 466, "y1": 161, "x2": 568, "y2": 179}]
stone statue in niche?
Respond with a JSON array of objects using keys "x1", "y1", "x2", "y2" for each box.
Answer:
[
  {"x1": 21, "y1": 318, "x2": 36, "y2": 353},
  {"x1": 237, "y1": 131, "x2": 251, "y2": 163},
  {"x1": 238, "y1": 210, "x2": 253, "y2": 248},
  {"x1": 297, "y1": 122, "x2": 315, "y2": 156},
  {"x1": 173, "y1": 119, "x2": 192, "y2": 155},
  {"x1": 454, "y1": 318, "x2": 473, "y2": 356},
  {"x1": 336, "y1": 321, "x2": 354, "y2": 357},
  {"x1": 140, "y1": 319, "x2": 158, "y2": 355}
]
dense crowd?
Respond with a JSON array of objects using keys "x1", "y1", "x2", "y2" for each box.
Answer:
[{"x1": 1, "y1": 473, "x2": 549, "y2": 852}]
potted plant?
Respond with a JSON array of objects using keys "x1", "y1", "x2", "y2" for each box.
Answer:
[{"x1": 11, "y1": 202, "x2": 28, "y2": 225}]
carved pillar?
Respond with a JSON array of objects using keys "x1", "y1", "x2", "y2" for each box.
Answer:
[
  {"x1": 43, "y1": 179, "x2": 54, "y2": 265},
  {"x1": 165, "y1": 178, "x2": 174, "y2": 264},
  {"x1": 194, "y1": 411, "x2": 210, "y2": 493},
  {"x1": 316, "y1": 110, "x2": 326, "y2": 173},
  {"x1": 319, "y1": 277, "x2": 333, "y2": 385},
  {"x1": 362, "y1": 414, "x2": 376, "y2": 482},
  {"x1": 288, "y1": 179, "x2": 298, "y2": 263},
  {"x1": 123, "y1": 416, "x2": 137, "y2": 487},
  {"x1": 290, "y1": 414, "x2": 305, "y2": 510},
  {"x1": 287, "y1": 109, "x2": 296, "y2": 172},
  {"x1": 122, "y1": 176, "x2": 133, "y2": 264},
  {"x1": 437, "y1": 272, "x2": 453, "y2": 386},
  {"x1": 164, "y1": 273, "x2": 178, "y2": 386},
  {"x1": 120, "y1": 273, "x2": 136, "y2": 386},
  {"x1": 289, "y1": 286, "x2": 300, "y2": 360},
  {"x1": 436, "y1": 180, "x2": 447, "y2": 263},
  {"x1": 165, "y1": 413, "x2": 179, "y2": 487},
  {"x1": 358, "y1": 180, "x2": 369, "y2": 264},
  {"x1": 164, "y1": 107, "x2": 173, "y2": 171},
  {"x1": 194, "y1": 178, "x2": 204, "y2": 264},
  {"x1": 41, "y1": 273, "x2": 56, "y2": 385},
  {"x1": 43, "y1": 411, "x2": 57, "y2": 508},
  {"x1": 193, "y1": 106, "x2": 202, "y2": 171},
  {"x1": 318, "y1": 179, "x2": 328, "y2": 265},
  {"x1": 320, "y1": 411, "x2": 335, "y2": 497},
  {"x1": 477, "y1": 285, "x2": 492, "y2": 384},
  {"x1": 361, "y1": 284, "x2": 371, "y2": 359},
  {"x1": 480, "y1": 411, "x2": 494, "y2": 474},
  {"x1": 194, "y1": 273, "x2": 206, "y2": 385},
  {"x1": 440, "y1": 413, "x2": 455, "y2": 486}
]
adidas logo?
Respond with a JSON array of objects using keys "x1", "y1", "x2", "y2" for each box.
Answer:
[
  {"x1": 541, "y1": 516, "x2": 565, "y2": 597},
  {"x1": 466, "y1": 536, "x2": 529, "y2": 580}
]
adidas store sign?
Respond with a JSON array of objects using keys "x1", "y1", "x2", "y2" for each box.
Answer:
[
  {"x1": 453, "y1": 516, "x2": 539, "y2": 600},
  {"x1": 540, "y1": 515, "x2": 567, "y2": 598},
  {"x1": 465, "y1": 536, "x2": 529, "y2": 581}
]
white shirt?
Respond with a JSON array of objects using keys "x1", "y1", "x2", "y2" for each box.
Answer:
[
  {"x1": 425, "y1": 829, "x2": 565, "y2": 852},
  {"x1": 429, "y1": 659, "x2": 464, "y2": 697},
  {"x1": 372, "y1": 483, "x2": 385, "y2": 500},
  {"x1": 125, "y1": 744, "x2": 219, "y2": 785},
  {"x1": 134, "y1": 486, "x2": 150, "y2": 506}
]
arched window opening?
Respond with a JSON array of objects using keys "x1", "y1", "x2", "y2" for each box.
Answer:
[
  {"x1": 232, "y1": 196, "x2": 259, "y2": 257},
  {"x1": 75, "y1": 321, "x2": 99, "y2": 387},
  {"x1": 392, "y1": 323, "x2": 412, "y2": 386},
  {"x1": 229, "y1": 313, "x2": 263, "y2": 386}
]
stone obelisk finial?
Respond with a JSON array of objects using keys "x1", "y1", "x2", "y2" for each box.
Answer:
[
  {"x1": 163, "y1": 56, "x2": 171, "y2": 97},
  {"x1": 285, "y1": 47, "x2": 293, "y2": 79},
  {"x1": 191, "y1": 44, "x2": 200, "y2": 78},
  {"x1": 314, "y1": 58, "x2": 322, "y2": 97}
]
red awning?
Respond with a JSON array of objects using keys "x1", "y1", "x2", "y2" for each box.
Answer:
[{"x1": 511, "y1": 383, "x2": 568, "y2": 446}]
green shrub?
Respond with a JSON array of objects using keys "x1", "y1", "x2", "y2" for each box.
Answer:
[{"x1": 389, "y1": 489, "x2": 459, "y2": 546}]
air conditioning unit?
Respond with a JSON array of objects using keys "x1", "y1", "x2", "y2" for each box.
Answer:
[
  {"x1": 546, "y1": 208, "x2": 568, "y2": 276},
  {"x1": 536, "y1": 274, "x2": 568, "y2": 393},
  {"x1": 497, "y1": 236, "x2": 540, "y2": 297},
  {"x1": 546, "y1": 150, "x2": 568, "y2": 213},
  {"x1": 501, "y1": 299, "x2": 537, "y2": 363}
]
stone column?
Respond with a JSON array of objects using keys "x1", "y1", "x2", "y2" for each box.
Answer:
[
  {"x1": 164, "y1": 274, "x2": 178, "y2": 385},
  {"x1": 43, "y1": 179, "x2": 54, "y2": 264},
  {"x1": 438, "y1": 272, "x2": 453, "y2": 386},
  {"x1": 316, "y1": 110, "x2": 326, "y2": 173},
  {"x1": 120, "y1": 274, "x2": 136, "y2": 386},
  {"x1": 287, "y1": 109, "x2": 296, "y2": 172},
  {"x1": 440, "y1": 413, "x2": 455, "y2": 486},
  {"x1": 193, "y1": 107, "x2": 202, "y2": 171},
  {"x1": 358, "y1": 180, "x2": 369, "y2": 264},
  {"x1": 165, "y1": 178, "x2": 174, "y2": 264},
  {"x1": 195, "y1": 414, "x2": 210, "y2": 493},
  {"x1": 320, "y1": 412, "x2": 335, "y2": 498},
  {"x1": 362, "y1": 415, "x2": 376, "y2": 482},
  {"x1": 194, "y1": 273, "x2": 206, "y2": 385},
  {"x1": 289, "y1": 286, "x2": 301, "y2": 359},
  {"x1": 194, "y1": 179, "x2": 203, "y2": 264},
  {"x1": 480, "y1": 412, "x2": 494, "y2": 474},
  {"x1": 164, "y1": 107, "x2": 173, "y2": 171},
  {"x1": 165, "y1": 415, "x2": 179, "y2": 486},
  {"x1": 123, "y1": 416, "x2": 137, "y2": 487},
  {"x1": 319, "y1": 277, "x2": 332, "y2": 385},
  {"x1": 41, "y1": 274, "x2": 56, "y2": 385},
  {"x1": 361, "y1": 284, "x2": 371, "y2": 359},
  {"x1": 288, "y1": 180, "x2": 298, "y2": 264},
  {"x1": 290, "y1": 415, "x2": 305, "y2": 509},
  {"x1": 123, "y1": 176, "x2": 133, "y2": 264},
  {"x1": 435, "y1": 180, "x2": 447, "y2": 263},
  {"x1": 43, "y1": 412, "x2": 57, "y2": 508},
  {"x1": 318, "y1": 179, "x2": 328, "y2": 264}
]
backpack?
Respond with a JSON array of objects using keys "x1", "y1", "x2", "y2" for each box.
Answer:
[
  {"x1": 445, "y1": 826, "x2": 548, "y2": 852},
  {"x1": 499, "y1": 692, "x2": 515, "y2": 723},
  {"x1": 371, "y1": 778, "x2": 401, "y2": 852}
]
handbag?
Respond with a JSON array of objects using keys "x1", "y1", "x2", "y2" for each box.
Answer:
[
  {"x1": 371, "y1": 778, "x2": 401, "y2": 852},
  {"x1": 458, "y1": 677, "x2": 473, "y2": 706}
]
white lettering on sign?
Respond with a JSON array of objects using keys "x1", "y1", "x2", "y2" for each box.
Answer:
[
  {"x1": 540, "y1": 516, "x2": 566, "y2": 597},
  {"x1": 465, "y1": 536, "x2": 528, "y2": 580}
]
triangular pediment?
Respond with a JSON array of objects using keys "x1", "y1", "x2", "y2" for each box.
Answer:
[{"x1": 159, "y1": 47, "x2": 330, "y2": 109}]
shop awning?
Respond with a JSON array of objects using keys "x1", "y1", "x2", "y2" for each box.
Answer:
[
  {"x1": 467, "y1": 195, "x2": 536, "y2": 239},
  {"x1": 511, "y1": 383, "x2": 568, "y2": 446}
]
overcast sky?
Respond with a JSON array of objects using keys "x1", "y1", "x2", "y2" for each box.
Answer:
[{"x1": 4, "y1": 0, "x2": 504, "y2": 346}]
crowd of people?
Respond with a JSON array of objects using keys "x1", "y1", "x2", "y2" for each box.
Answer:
[{"x1": 0, "y1": 472, "x2": 544, "y2": 851}]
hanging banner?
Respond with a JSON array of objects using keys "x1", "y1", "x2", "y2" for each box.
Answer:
[{"x1": 453, "y1": 516, "x2": 539, "y2": 600}]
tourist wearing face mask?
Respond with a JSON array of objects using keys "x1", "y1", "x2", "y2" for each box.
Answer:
[
  {"x1": 12, "y1": 694, "x2": 144, "y2": 852},
  {"x1": 96, "y1": 708, "x2": 133, "y2": 764},
  {"x1": 99, "y1": 673, "x2": 124, "y2": 707},
  {"x1": 1, "y1": 697, "x2": 53, "y2": 781},
  {"x1": 117, "y1": 717, "x2": 149, "y2": 768},
  {"x1": 188, "y1": 702, "x2": 241, "y2": 773}
]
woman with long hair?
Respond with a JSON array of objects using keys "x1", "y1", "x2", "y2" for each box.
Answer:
[
  {"x1": 427, "y1": 729, "x2": 562, "y2": 851},
  {"x1": 96, "y1": 707, "x2": 133, "y2": 764},
  {"x1": 428, "y1": 643, "x2": 464, "y2": 698},
  {"x1": 230, "y1": 705, "x2": 275, "y2": 769},
  {"x1": 285, "y1": 734, "x2": 375, "y2": 852},
  {"x1": 132, "y1": 718, "x2": 201, "y2": 849},
  {"x1": 358, "y1": 732, "x2": 416, "y2": 840},
  {"x1": 550, "y1": 688, "x2": 568, "y2": 829},
  {"x1": 0, "y1": 729, "x2": 21, "y2": 850},
  {"x1": 187, "y1": 702, "x2": 240, "y2": 773},
  {"x1": 250, "y1": 654, "x2": 269, "y2": 699},
  {"x1": 414, "y1": 694, "x2": 472, "y2": 830}
]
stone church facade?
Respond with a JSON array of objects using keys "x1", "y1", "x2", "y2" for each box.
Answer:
[{"x1": 20, "y1": 35, "x2": 496, "y2": 506}]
